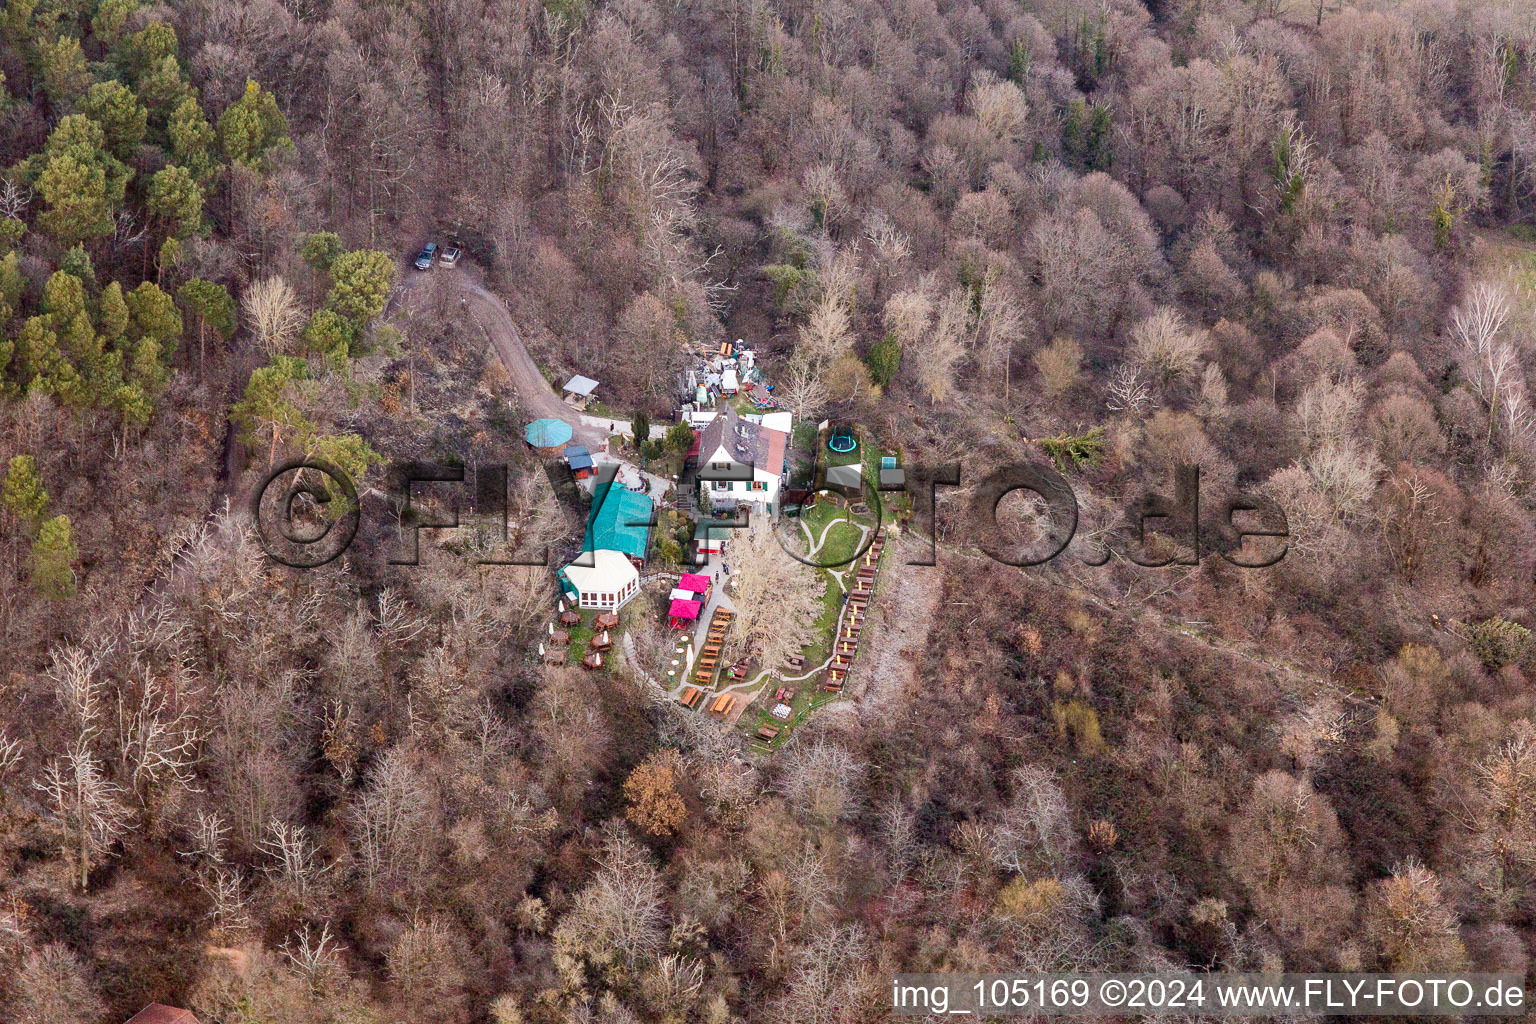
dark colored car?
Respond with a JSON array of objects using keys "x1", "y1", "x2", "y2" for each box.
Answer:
[{"x1": 412, "y1": 242, "x2": 438, "y2": 271}]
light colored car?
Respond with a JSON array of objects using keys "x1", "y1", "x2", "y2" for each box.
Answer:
[{"x1": 439, "y1": 245, "x2": 461, "y2": 267}]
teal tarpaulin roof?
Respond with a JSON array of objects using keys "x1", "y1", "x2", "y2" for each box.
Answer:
[
  {"x1": 524, "y1": 418, "x2": 573, "y2": 447},
  {"x1": 584, "y1": 480, "x2": 653, "y2": 561}
]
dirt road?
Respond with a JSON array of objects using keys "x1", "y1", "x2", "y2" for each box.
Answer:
[{"x1": 399, "y1": 269, "x2": 607, "y2": 448}]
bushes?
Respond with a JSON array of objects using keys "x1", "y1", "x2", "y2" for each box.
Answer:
[
  {"x1": 1467, "y1": 617, "x2": 1533, "y2": 668},
  {"x1": 865, "y1": 331, "x2": 902, "y2": 388},
  {"x1": 1051, "y1": 699, "x2": 1104, "y2": 753},
  {"x1": 1038, "y1": 426, "x2": 1105, "y2": 470}
]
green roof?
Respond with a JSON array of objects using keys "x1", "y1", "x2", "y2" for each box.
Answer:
[{"x1": 583, "y1": 481, "x2": 653, "y2": 561}]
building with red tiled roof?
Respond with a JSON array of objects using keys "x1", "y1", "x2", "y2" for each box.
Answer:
[{"x1": 696, "y1": 405, "x2": 790, "y2": 517}]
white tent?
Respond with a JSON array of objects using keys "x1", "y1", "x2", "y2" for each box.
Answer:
[
  {"x1": 562, "y1": 549, "x2": 640, "y2": 611},
  {"x1": 721, "y1": 368, "x2": 739, "y2": 394}
]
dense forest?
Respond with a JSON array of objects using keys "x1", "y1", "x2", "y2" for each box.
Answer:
[{"x1": 3, "y1": 0, "x2": 1536, "y2": 1020}]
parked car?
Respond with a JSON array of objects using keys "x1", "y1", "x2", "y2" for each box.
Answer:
[
  {"x1": 439, "y1": 245, "x2": 461, "y2": 267},
  {"x1": 412, "y1": 242, "x2": 438, "y2": 271}
]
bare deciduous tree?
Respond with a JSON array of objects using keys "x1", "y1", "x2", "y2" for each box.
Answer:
[
  {"x1": 116, "y1": 670, "x2": 202, "y2": 803},
  {"x1": 281, "y1": 921, "x2": 346, "y2": 999},
  {"x1": 1131, "y1": 306, "x2": 1208, "y2": 387},
  {"x1": 35, "y1": 740, "x2": 132, "y2": 890},
  {"x1": 349, "y1": 746, "x2": 430, "y2": 891},
  {"x1": 1451, "y1": 280, "x2": 1523, "y2": 444},
  {"x1": 259, "y1": 818, "x2": 329, "y2": 899},
  {"x1": 1105, "y1": 364, "x2": 1155, "y2": 415},
  {"x1": 777, "y1": 352, "x2": 829, "y2": 419},
  {"x1": 775, "y1": 735, "x2": 867, "y2": 825},
  {"x1": 796, "y1": 296, "x2": 853, "y2": 367},
  {"x1": 968, "y1": 72, "x2": 1030, "y2": 145},
  {"x1": 724, "y1": 520, "x2": 823, "y2": 674},
  {"x1": 243, "y1": 276, "x2": 305, "y2": 356},
  {"x1": 982, "y1": 765, "x2": 1076, "y2": 876},
  {"x1": 0, "y1": 179, "x2": 33, "y2": 221},
  {"x1": 552, "y1": 827, "x2": 668, "y2": 978}
]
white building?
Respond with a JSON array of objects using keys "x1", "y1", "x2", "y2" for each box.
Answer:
[
  {"x1": 558, "y1": 549, "x2": 640, "y2": 611},
  {"x1": 697, "y1": 404, "x2": 789, "y2": 517}
]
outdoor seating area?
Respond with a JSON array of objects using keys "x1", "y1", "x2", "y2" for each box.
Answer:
[
  {"x1": 756, "y1": 724, "x2": 781, "y2": 741},
  {"x1": 538, "y1": 601, "x2": 621, "y2": 674},
  {"x1": 823, "y1": 527, "x2": 886, "y2": 692},
  {"x1": 679, "y1": 685, "x2": 704, "y2": 708},
  {"x1": 561, "y1": 374, "x2": 599, "y2": 410},
  {"x1": 710, "y1": 692, "x2": 736, "y2": 718},
  {"x1": 693, "y1": 607, "x2": 734, "y2": 686}
]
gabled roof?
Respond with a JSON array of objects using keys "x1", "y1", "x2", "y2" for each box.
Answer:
[
  {"x1": 127, "y1": 1006, "x2": 201, "y2": 1024},
  {"x1": 826, "y1": 464, "x2": 864, "y2": 491},
  {"x1": 583, "y1": 480, "x2": 653, "y2": 561},
  {"x1": 563, "y1": 374, "x2": 599, "y2": 396},
  {"x1": 698, "y1": 405, "x2": 787, "y2": 477},
  {"x1": 560, "y1": 549, "x2": 639, "y2": 595}
]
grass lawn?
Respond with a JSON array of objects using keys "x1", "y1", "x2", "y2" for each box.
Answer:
[
  {"x1": 826, "y1": 442, "x2": 862, "y2": 468},
  {"x1": 740, "y1": 571, "x2": 847, "y2": 750},
  {"x1": 796, "y1": 497, "x2": 844, "y2": 535},
  {"x1": 740, "y1": 533, "x2": 892, "y2": 751},
  {"x1": 742, "y1": 675, "x2": 844, "y2": 751},
  {"x1": 819, "y1": 520, "x2": 865, "y2": 566},
  {"x1": 794, "y1": 568, "x2": 845, "y2": 670},
  {"x1": 791, "y1": 499, "x2": 874, "y2": 564},
  {"x1": 566, "y1": 615, "x2": 597, "y2": 662}
]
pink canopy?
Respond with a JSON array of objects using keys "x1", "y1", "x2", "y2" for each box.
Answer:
[
  {"x1": 678, "y1": 573, "x2": 712, "y2": 594},
  {"x1": 669, "y1": 598, "x2": 703, "y2": 620}
]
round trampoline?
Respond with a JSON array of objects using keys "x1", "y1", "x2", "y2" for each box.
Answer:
[{"x1": 828, "y1": 425, "x2": 858, "y2": 453}]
